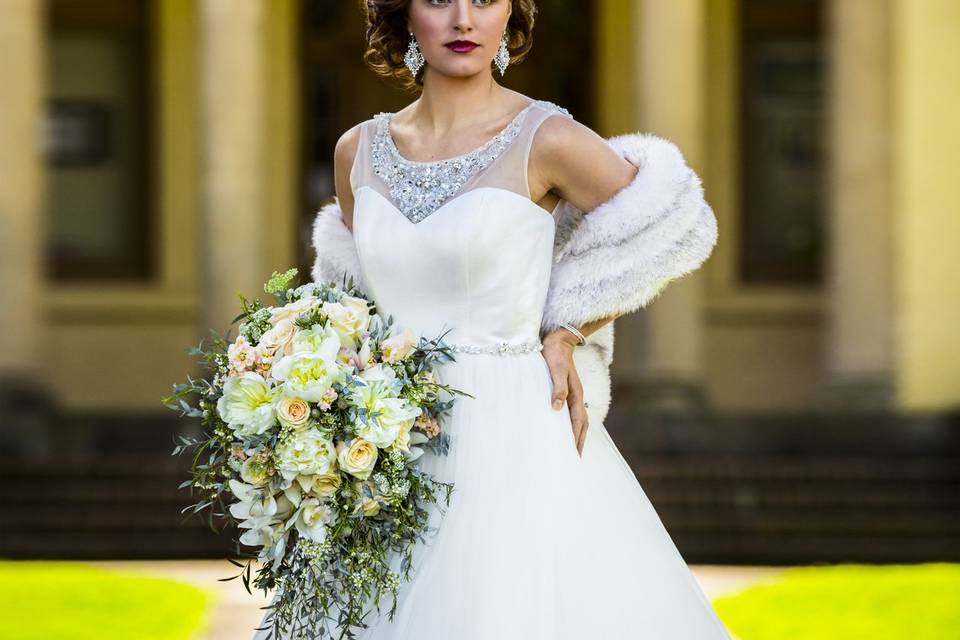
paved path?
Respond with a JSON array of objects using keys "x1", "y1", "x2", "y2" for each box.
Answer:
[{"x1": 88, "y1": 560, "x2": 783, "y2": 639}]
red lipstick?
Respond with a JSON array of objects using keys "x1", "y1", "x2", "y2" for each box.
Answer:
[{"x1": 445, "y1": 40, "x2": 479, "y2": 53}]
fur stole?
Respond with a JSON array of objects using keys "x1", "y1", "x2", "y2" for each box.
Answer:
[{"x1": 311, "y1": 132, "x2": 717, "y2": 427}]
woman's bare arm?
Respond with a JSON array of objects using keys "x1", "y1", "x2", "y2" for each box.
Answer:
[
  {"x1": 333, "y1": 123, "x2": 363, "y2": 233},
  {"x1": 528, "y1": 115, "x2": 641, "y2": 456}
]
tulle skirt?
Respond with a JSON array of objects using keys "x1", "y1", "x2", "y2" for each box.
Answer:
[{"x1": 255, "y1": 351, "x2": 732, "y2": 639}]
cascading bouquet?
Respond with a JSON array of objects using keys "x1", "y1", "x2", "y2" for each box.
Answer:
[{"x1": 162, "y1": 268, "x2": 471, "y2": 639}]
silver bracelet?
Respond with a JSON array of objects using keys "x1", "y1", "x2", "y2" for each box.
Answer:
[{"x1": 559, "y1": 322, "x2": 586, "y2": 346}]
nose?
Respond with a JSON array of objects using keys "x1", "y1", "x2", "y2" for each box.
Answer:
[{"x1": 452, "y1": 0, "x2": 475, "y2": 34}]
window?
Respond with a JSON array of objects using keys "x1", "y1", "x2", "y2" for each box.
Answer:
[
  {"x1": 739, "y1": 0, "x2": 825, "y2": 285},
  {"x1": 45, "y1": 0, "x2": 153, "y2": 281}
]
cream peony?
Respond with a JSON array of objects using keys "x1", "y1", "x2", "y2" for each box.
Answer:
[
  {"x1": 217, "y1": 372, "x2": 281, "y2": 437},
  {"x1": 276, "y1": 430, "x2": 337, "y2": 479},
  {"x1": 271, "y1": 324, "x2": 346, "y2": 402},
  {"x1": 321, "y1": 295, "x2": 371, "y2": 350},
  {"x1": 337, "y1": 438, "x2": 378, "y2": 480},
  {"x1": 276, "y1": 397, "x2": 311, "y2": 430}
]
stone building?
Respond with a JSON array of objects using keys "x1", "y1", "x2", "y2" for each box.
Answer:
[{"x1": 1, "y1": 0, "x2": 957, "y2": 562}]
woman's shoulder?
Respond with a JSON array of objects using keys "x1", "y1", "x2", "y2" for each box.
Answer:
[{"x1": 527, "y1": 97, "x2": 574, "y2": 120}]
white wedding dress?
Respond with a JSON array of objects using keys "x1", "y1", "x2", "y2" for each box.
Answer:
[{"x1": 254, "y1": 100, "x2": 732, "y2": 639}]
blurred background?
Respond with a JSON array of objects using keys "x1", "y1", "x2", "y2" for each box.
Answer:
[{"x1": 0, "y1": 0, "x2": 958, "y2": 638}]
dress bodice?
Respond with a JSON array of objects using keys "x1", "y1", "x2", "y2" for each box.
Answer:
[{"x1": 349, "y1": 100, "x2": 573, "y2": 352}]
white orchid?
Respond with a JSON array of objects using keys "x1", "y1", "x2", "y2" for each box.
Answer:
[{"x1": 294, "y1": 497, "x2": 337, "y2": 543}]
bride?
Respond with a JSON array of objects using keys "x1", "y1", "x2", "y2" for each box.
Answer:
[{"x1": 257, "y1": 0, "x2": 728, "y2": 637}]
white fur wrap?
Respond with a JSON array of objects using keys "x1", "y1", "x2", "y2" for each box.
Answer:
[{"x1": 311, "y1": 132, "x2": 718, "y2": 428}]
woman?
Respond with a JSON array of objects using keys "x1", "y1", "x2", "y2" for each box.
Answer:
[{"x1": 261, "y1": 0, "x2": 727, "y2": 637}]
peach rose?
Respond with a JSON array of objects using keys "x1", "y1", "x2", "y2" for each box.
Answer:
[{"x1": 276, "y1": 397, "x2": 311, "y2": 430}]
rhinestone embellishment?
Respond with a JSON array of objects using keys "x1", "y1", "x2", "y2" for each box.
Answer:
[
  {"x1": 448, "y1": 339, "x2": 543, "y2": 356},
  {"x1": 371, "y1": 100, "x2": 570, "y2": 224}
]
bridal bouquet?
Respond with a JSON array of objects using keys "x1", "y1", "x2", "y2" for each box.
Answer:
[{"x1": 162, "y1": 268, "x2": 470, "y2": 639}]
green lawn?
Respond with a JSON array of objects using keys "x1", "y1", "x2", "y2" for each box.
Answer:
[
  {"x1": 0, "y1": 561, "x2": 218, "y2": 640},
  {"x1": 714, "y1": 562, "x2": 960, "y2": 640}
]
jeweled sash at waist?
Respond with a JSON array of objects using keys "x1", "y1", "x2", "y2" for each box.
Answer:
[{"x1": 447, "y1": 339, "x2": 543, "y2": 356}]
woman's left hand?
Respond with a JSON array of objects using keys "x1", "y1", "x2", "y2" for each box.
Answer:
[{"x1": 542, "y1": 330, "x2": 589, "y2": 457}]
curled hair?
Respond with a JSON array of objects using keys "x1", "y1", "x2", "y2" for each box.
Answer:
[{"x1": 360, "y1": 0, "x2": 538, "y2": 93}]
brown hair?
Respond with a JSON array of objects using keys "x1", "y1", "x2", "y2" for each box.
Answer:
[{"x1": 360, "y1": 0, "x2": 538, "y2": 93}]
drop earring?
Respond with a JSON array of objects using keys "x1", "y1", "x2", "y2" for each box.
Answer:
[
  {"x1": 494, "y1": 31, "x2": 510, "y2": 76},
  {"x1": 404, "y1": 31, "x2": 426, "y2": 76}
]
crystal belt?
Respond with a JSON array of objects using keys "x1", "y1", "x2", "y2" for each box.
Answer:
[{"x1": 448, "y1": 339, "x2": 543, "y2": 356}]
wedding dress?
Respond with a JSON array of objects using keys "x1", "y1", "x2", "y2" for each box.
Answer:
[{"x1": 254, "y1": 99, "x2": 731, "y2": 639}]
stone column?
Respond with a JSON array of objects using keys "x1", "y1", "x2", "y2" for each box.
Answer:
[
  {"x1": 0, "y1": 0, "x2": 51, "y2": 457},
  {"x1": 199, "y1": 0, "x2": 268, "y2": 336},
  {"x1": 816, "y1": 0, "x2": 896, "y2": 410},
  {"x1": 890, "y1": 0, "x2": 960, "y2": 409},
  {"x1": 623, "y1": 0, "x2": 710, "y2": 410},
  {"x1": 0, "y1": 0, "x2": 44, "y2": 379}
]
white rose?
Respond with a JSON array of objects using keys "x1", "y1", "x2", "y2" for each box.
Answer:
[
  {"x1": 240, "y1": 453, "x2": 272, "y2": 485},
  {"x1": 321, "y1": 296, "x2": 371, "y2": 350},
  {"x1": 310, "y1": 470, "x2": 343, "y2": 499},
  {"x1": 337, "y1": 438, "x2": 378, "y2": 480},
  {"x1": 269, "y1": 296, "x2": 320, "y2": 327},
  {"x1": 356, "y1": 496, "x2": 381, "y2": 517},
  {"x1": 259, "y1": 321, "x2": 298, "y2": 359}
]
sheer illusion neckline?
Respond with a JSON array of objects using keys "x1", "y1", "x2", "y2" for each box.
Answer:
[{"x1": 382, "y1": 100, "x2": 537, "y2": 166}]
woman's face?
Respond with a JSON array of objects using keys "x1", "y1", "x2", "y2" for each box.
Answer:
[{"x1": 407, "y1": 0, "x2": 512, "y2": 78}]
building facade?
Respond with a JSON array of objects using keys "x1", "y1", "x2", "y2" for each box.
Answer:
[{"x1": 1, "y1": 0, "x2": 958, "y2": 561}]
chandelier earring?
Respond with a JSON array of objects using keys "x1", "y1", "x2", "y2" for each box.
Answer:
[
  {"x1": 404, "y1": 31, "x2": 426, "y2": 76},
  {"x1": 494, "y1": 31, "x2": 510, "y2": 76}
]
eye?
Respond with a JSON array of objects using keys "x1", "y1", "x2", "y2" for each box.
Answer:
[{"x1": 427, "y1": 0, "x2": 497, "y2": 5}]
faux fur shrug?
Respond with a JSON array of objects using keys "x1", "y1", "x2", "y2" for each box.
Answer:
[{"x1": 311, "y1": 132, "x2": 718, "y2": 428}]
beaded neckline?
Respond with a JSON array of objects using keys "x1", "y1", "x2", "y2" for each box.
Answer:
[
  {"x1": 370, "y1": 99, "x2": 570, "y2": 224},
  {"x1": 381, "y1": 100, "x2": 536, "y2": 165}
]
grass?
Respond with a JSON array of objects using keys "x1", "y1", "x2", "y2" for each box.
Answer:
[
  {"x1": 713, "y1": 562, "x2": 960, "y2": 640},
  {"x1": 0, "y1": 560, "x2": 218, "y2": 640}
]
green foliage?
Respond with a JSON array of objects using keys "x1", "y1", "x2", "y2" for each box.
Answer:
[
  {"x1": 264, "y1": 268, "x2": 300, "y2": 296},
  {"x1": 714, "y1": 562, "x2": 960, "y2": 640}
]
